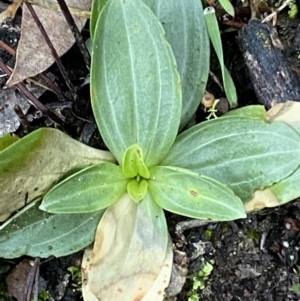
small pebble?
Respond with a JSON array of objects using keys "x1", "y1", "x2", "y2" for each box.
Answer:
[
  {"x1": 285, "y1": 223, "x2": 291, "y2": 230},
  {"x1": 282, "y1": 241, "x2": 289, "y2": 248}
]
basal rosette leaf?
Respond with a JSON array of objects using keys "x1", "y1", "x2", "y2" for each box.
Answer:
[
  {"x1": 0, "y1": 203, "x2": 103, "y2": 258},
  {"x1": 0, "y1": 128, "x2": 115, "y2": 221},
  {"x1": 148, "y1": 166, "x2": 246, "y2": 221},
  {"x1": 40, "y1": 163, "x2": 128, "y2": 213},
  {"x1": 90, "y1": 0, "x2": 108, "y2": 40},
  {"x1": 82, "y1": 193, "x2": 169, "y2": 301},
  {"x1": 162, "y1": 117, "x2": 300, "y2": 202},
  {"x1": 144, "y1": 0, "x2": 210, "y2": 128},
  {"x1": 91, "y1": 0, "x2": 181, "y2": 167}
]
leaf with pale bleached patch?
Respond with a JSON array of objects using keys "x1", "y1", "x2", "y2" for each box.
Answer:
[
  {"x1": 0, "y1": 128, "x2": 114, "y2": 221},
  {"x1": 7, "y1": 0, "x2": 90, "y2": 86},
  {"x1": 91, "y1": 0, "x2": 181, "y2": 166},
  {"x1": 162, "y1": 117, "x2": 300, "y2": 202},
  {"x1": 0, "y1": 203, "x2": 103, "y2": 258},
  {"x1": 245, "y1": 166, "x2": 300, "y2": 212},
  {"x1": 81, "y1": 193, "x2": 169, "y2": 301},
  {"x1": 267, "y1": 101, "x2": 300, "y2": 134},
  {"x1": 148, "y1": 166, "x2": 245, "y2": 221},
  {"x1": 244, "y1": 101, "x2": 300, "y2": 211},
  {"x1": 82, "y1": 235, "x2": 173, "y2": 301},
  {"x1": 40, "y1": 163, "x2": 127, "y2": 213}
]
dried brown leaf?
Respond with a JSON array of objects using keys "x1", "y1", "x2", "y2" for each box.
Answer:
[
  {"x1": 0, "y1": 0, "x2": 22, "y2": 24},
  {"x1": 7, "y1": 0, "x2": 90, "y2": 86},
  {"x1": 6, "y1": 259, "x2": 31, "y2": 301}
]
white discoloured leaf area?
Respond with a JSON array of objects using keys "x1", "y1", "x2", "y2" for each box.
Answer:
[
  {"x1": 267, "y1": 101, "x2": 300, "y2": 134},
  {"x1": 244, "y1": 101, "x2": 300, "y2": 211},
  {"x1": 7, "y1": 0, "x2": 90, "y2": 86},
  {"x1": 0, "y1": 128, "x2": 115, "y2": 221},
  {"x1": 81, "y1": 193, "x2": 170, "y2": 301}
]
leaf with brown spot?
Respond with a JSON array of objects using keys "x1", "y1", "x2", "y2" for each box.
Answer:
[
  {"x1": 81, "y1": 193, "x2": 170, "y2": 301},
  {"x1": 148, "y1": 166, "x2": 246, "y2": 221},
  {"x1": 162, "y1": 117, "x2": 300, "y2": 202},
  {"x1": 7, "y1": 0, "x2": 90, "y2": 86},
  {"x1": 0, "y1": 128, "x2": 115, "y2": 221}
]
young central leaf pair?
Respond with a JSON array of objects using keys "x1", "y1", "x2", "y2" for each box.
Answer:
[{"x1": 40, "y1": 0, "x2": 245, "y2": 221}]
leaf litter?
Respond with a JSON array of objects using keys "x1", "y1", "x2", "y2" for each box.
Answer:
[{"x1": 7, "y1": 0, "x2": 91, "y2": 86}]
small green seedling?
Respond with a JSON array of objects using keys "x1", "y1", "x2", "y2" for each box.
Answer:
[
  {"x1": 35, "y1": 291, "x2": 51, "y2": 301},
  {"x1": 292, "y1": 284, "x2": 300, "y2": 295},
  {"x1": 188, "y1": 260, "x2": 214, "y2": 301},
  {"x1": 1, "y1": 0, "x2": 300, "y2": 300},
  {"x1": 68, "y1": 266, "x2": 82, "y2": 284}
]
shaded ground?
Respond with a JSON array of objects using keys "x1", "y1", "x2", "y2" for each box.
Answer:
[{"x1": 1, "y1": 3, "x2": 300, "y2": 301}]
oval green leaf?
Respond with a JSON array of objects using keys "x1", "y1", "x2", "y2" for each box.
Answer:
[
  {"x1": 90, "y1": 0, "x2": 107, "y2": 40},
  {"x1": 92, "y1": 0, "x2": 209, "y2": 129},
  {"x1": 144, "y1": 0, "x2": 210, "y2": 128},
  {"x1": 162, "y1": 117, "x2": 300, "y2": 202},
  {"x1": 91, "y1": 0, "x2": 181, "y2": 167},
  {"x1": 204, "y1": 7, "x2": 237, "y2": 107},
  {"x1": 40, "y1": 163, "x2": 128, "y2": 213},
  {"x1": 0, "y1": 128, "x2": 115, "y2": 221},
  {"x1": 0, "y1": 203, "x2": 103, "y2": 258},
  {"x1": 218, "y1": 0, "x2": 235, "y2": 16},
  {"x1": 148, "y1": 166, "x2": 246, "y2": 221}
]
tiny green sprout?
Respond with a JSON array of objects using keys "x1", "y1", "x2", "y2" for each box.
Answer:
[
  {"x1": 204, "y1": 229, "x2": 213, "y2": 240},
  {"x1": 221, "y1": 223, "x2": 230, "y2": 233},
  {"x1": 68, "y1": 266, "x2": 82, "y2": 283},
  {"x1": 288, "y1": 1, "x2": 298, "y2": 18},
  {"x1": 246, "y1": 229, "x2": 260, "y2": 243},
  {"x1": 206, "y1": 99, "x2": 220, "y2": 120},
  {"x1": 188, "y1": 259, "x2": 214, "y2": 301},
  {"x1": 37, "y1": 291, "x2": 50, "y2": 301},
  {"x1": 292, "y1": 284, "x2": 300, "y2": 294},
  {"x1": 188, "y1": 291, "x2": 200, "y2": 301}
]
